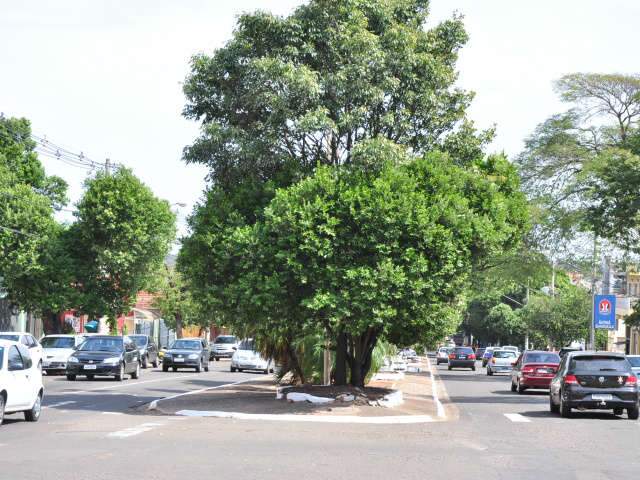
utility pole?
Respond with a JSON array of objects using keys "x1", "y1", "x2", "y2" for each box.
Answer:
[
  {"x1": 105, "y1": 158, "x2": 111, "y2": 175},
  {"x1": 590, "y1": 235, "x2": 598, "y2": 351},
  {"x1": 551, "y1": 259, "x2": 556, "y2": 297},
  {"x1": 323, "y1": 338, "x2": 331, "y2": 385},
  {"x1": 524, "y1": 281, "x2": 530, "y2": 350}
]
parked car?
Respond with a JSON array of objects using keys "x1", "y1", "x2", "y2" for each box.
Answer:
[
  {"x1": 40, "y1": 334, "x2": 87, "y2": 375},
  {"x1": 66, "y1": 335, "x2": 141, "y2": 381},
  {"x1": 230, "y1": 339, "x2": 273, "y2": 374},
  {"x1": 627, "y1": 355, "x2": 640, "y2": 375},
  {"x1": 0, "y1": 332, "x2": 43, "y2": 370},
  {"x1": 511, "y1": 350, "x2": 560, "y2": 393},
  {"x1": 400, "y1": 348, "x2": 417, "y2": 359},
  {"x1": 391, "y1": 357, "x2": 408, "y2": 372},
  {"x1": 559, "y1": 347, "x2": 582, "y2": 358},
  {"x1": 501, "y1": 345, "x2": 520, "y2": 355},
  {"x1": 162, "y1": 338, "x2": 210, "y2": 372},
  {"x1": 482, "y1": 347, "x2": 498, "y2": 367},
  {"x1": 211, "y1": 335, "x2": 239, "y2": 361},
  {"x1": 487, "y1": 349, "x2": 518, "y2": 376},
  {"x1": 549, "y1": 351, "x2": 638, "y2": 419},
  {"x1": 436, "y1": 347, "x2": 451, "y2": 365},
  {"x1": 447, "y1": 347, "x2": 476, "y2": 371},
  {"x1": 475, "y1": 348, "x2": 486, "y2": 360},
  {"x1": 128, "y1": 335, "x2": 159, "y2": 369},
  {"x1": 0, "y1": 340, "x2": 44, "y2": 425}
]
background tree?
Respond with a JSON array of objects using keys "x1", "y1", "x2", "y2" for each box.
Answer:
[
  {"x1": 152, "y1": 267, "x2": 198, "y2": 341},
  {"x1": 71, "y1": 168, "x2": 175, "y2": 331}
]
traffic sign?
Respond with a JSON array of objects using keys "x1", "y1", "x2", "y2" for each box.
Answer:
[{"x1": 593, "y1": 294, "x2": 616, "y2": 330}]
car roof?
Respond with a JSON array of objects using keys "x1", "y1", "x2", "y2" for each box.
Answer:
[
  {"x1": 0, "y1": 331, "x2": 27, "y2": 335},
  {"x1": 567, "y1": 350, "x2": 626, "y2": 359},
  {"x1": 87, "y1": 335, "x2": 124, "y2": 340},
  {"x1": 523, "y1": 350, "x2": 559, "y2": 354},
  {"x1": 627, "y1": 355, "x2": 640, "y2": 358},
  {"x1": 42, "y1": 334, "x2": 78, "y2": 337},
  {"x1": 0, "y1": 339, "x2": 21, "y2": 347}
]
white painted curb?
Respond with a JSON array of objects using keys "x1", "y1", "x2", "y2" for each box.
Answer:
[{"x1": 426, "y1": 355, "x2": 446, "y2": 419}]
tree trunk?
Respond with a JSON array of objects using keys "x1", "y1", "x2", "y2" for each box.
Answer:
[
  {"x1": 175, "y1": 312, "x2": 183, "y2": 339},
  {"x1": 348, "y1": 329, "x2": 379, "y2": 388},
  {"x1": 334, "y1": 331, "x2": 348, "y2": 386}
]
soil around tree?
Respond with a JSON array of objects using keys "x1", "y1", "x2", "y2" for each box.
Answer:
[{"x1": 281, "y1": 385, "x2": 393, "y2": 403}]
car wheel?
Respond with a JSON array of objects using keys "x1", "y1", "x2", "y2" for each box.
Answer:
[
  {"x1": 162, "y1": 364, "x2": 169, "y2": 372},
  {"x1": 24, "y1": 392, "x2": 42, "y2": 422},
  {"x1": 238, "y1": 368, "x2": 243, "y2": 372},
  {"x1": 628, "y1": 404, "x2": 639, "y2": 420},
  {"x1": 517, "y1": 379, "x2": 526, "y2": 394},
  {"x1": 448, "y1": 365, "x2": 452, "y2": 371},
  {"x1": 141, "y1": 355, "x2": 148, "y2": 369},
  {"x1": 115, "y1": 364, "x2": 124, "y2": 382},
  {"x1": 215, "y1": 357, "x2": 220, "y2": 362},
  {"x1": 172, "y1": 367, "x2": 178, "y2": 372},
  {"x1": 195, "y1": 361, "x2": 202, "y2": 373},
  {"x1": 549, "y1": 393, "x2": 559, "y2": 413},
  {"x1": 0, "y1": 393, "x2": 5, "y2": 425},
  {"x1": 510, "y1": 380, "x2": 517, "y2": 392},
  {"x1": 66, "y1": 374, "x2": 76, "y2": 381},
  {"x1": 230, "y1": 366, "x2": 237, "y2": 372},
  {"x1": 86, "y1": 374, "x2": 95, "y2": 380},
  {"x1": 131, "y1": 362, "x2": 140, "y2": 379},
  {"x1": 471, "y1": 366, "x2": 476, "y2": 371},
  {"x1": 487, "y1": 367, "x2": 493, "y2": 376},
  {"x1": 204, "y1": 362, "x2": 210, "y2": 372},
  {"x1": 559, "y1": 391, "x2": 571, "y2": 418},
  {"x1": 613, "y1": 407, "x2": 624, "y2": 416},
  {"x1": 152, "y1": 358, "x2": 159, "y2": 368}
]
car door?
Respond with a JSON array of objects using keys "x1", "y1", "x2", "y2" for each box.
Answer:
[
  {"x1": 147, "y1": 339, "x2": 157, "y2": 362},
  {"x1": 6, "y1": 345, "x2": 30, "y2": 409},
  {"x1": 550, "y1": 356, "x2": 566, "y2": 401},
  {"x1": 512, "y1": 354, "x2": 522, "y2": 383},
  {"x1": 123, "y1": 338, "x2": 136, "y2": 372},
  {"x1": 200, "y1": 340, "x2": 207, "y2": 363},
  {"x1": 27, "y1": 335, "x2": 42, "y2": 366}
]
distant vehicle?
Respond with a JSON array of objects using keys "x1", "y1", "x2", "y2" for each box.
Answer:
[
  {"x1": 40, "y1": 334, "x2": 87, "y2": 374},
  {"x1": 550, "y1": 351, "x2": 638, "y2": 419},
  {"x1": 230, "y1": 339, "x2": 273, "y2": 374},
  {"x1": 66, "y1": 335, "x2": 141, "y2": 381},
  {"x1": 400, "y1": 348, "x2": 417, "y2": 359},
  {"x1": 448, "y1": 347, "x2": 476, "y2": 371},
  {"x1": 211, "y1": 335, "x2": 239, "y2": 361},
  {"x1": 475, "y1": 348, "x2": 486, "y2": 360},
  {"x1": 511, "y1": 351, "x2": 560, "y2": 393},
  {"x1": 162, "y1": 338, "x2": 210, "y2": 373},
  {"x1": 436, "y1": 347, "x2": 452, "y2": 365},
  {"x1": 391, "y1": 358, "x2": 408, "y2": 372},
  {"x1": 627, "y1": 355, "x2": 640, "y2": 376},
  {"x1": 559, "y1": 347, "x2": 582, "y2": 358},
  {"x1": 128, "y1": 335, "x2": 159, "y2": 369},
  {"x1": 487, "y1": 350, "x2": 517, "y2": 376},
  {"x1": 0, "y1": 340, "x2": 44, "y2": 426},
  {"x1": 0, "y1": 332, "x2": 43, "y2": 371},
  {"x1": 501, "y1": 345, "x2": 520, "y2": 355},
  {"x1": 482, "y1": 347, "x2": 498, "y2": 367}
]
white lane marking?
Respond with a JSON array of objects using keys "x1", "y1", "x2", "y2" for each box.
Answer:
[
  {"x1": 102, "y1": 411, "x2": 123, "y2": 415},
  {"x1": 148, "y1": 378, "x2": 255, "y2": 410},
  {"x1": 504, "y1": 413, "x2": 531, "y2": 423},
  {"x1": 43, "y1": 401, "x2": 76, "y2": 408},
  {"x1": 426, "y1": 355, "x2": 446, "y2": 419},
  {"x1": 88, "y1": 374, "x2": 203, "y2": 392},
  {"x1": 176, "y1": 410, "x2": 435, "y2": 424},
  {"x1": 107, "y1": 422, "x2": 164, "y2": 438}
]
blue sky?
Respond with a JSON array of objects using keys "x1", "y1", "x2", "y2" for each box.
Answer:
[{"x1": 1, "y1": 0, "x2": 638, "y2": 238}]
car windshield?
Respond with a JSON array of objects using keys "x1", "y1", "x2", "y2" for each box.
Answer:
[
  {"x1": 628, "y1": 357, "x2": 640, "y2": 367},
  {"x1": 171, "y1": 340, "x2": 200, "y2": 350},
  {"x1": 0, "y1": 347, "x2": 3, "y2": 369},
  {"x1": 238, "y1": 340, "x2": 255, "y2": 351},
  {"x1": 215, "y1": 336, "x2": 237, "y2": 344},
  {"x1": 40, "y1": 337, "x2": 75, "y2": 348},
  {"x1": 0, "y1": 334, "x2": 19, "y2": 342},
  {"x1": 570, "y1": 356, "x2": 629, "y2": 372},
  {"x1": 78, "y1": 338, "x2": 123, "y2": 352},
  {"x1": 130, "y1": 336, "x2": 148, "y2": 346},
  {"x1": 524, "y1": 353, "x2": 560, "y2": 364},
  {"x1": 454, "y1": 348, "x2": 473, "y2": 354},
  {"x1": 493, "y1": 351, "x2": 516, "y2": 358}
]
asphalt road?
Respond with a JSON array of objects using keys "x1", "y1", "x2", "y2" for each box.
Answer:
[{"x1": 1, "y1": 358, "x2": 639, "y2": 480}]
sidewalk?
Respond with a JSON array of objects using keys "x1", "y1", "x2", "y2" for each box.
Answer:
[{"x1": 142, "y1": 357, "x2": 453, "y2": 422}]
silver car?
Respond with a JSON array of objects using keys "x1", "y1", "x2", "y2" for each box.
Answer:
[
  {"x1": 211, "y1": 335, "x2": 239, "y2": 361},
  {"x1": 487, "y1": 349, "x2": 518, "y2": 376}
]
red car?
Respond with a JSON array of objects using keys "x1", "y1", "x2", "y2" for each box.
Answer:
[{"x1": 511, "y1": 351, "x2": 560, "y2": 393}]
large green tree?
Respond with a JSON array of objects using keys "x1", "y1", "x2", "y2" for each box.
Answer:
[{"x1": 71, "y1": 168, "x2": 175, "y2": 330}]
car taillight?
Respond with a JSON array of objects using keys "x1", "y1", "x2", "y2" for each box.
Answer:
[
  {"x1": 491, "y1": 358, "x2": 496, "y2": 364},
  {"x1": 448, "y1": 353, "x2": 455, "y2": 359},
  {"x1": 469, "y1": 354, "x2": 476, "y2": 360},
  {"x1": 563, "y1": 374, "x2": 578, "y2": 385},
  {"x1": 522, "y1": 366, "x2": 535, "y2": 374},
  {"x1": 626, "y1": 375, "x2": 637, "y2": 386}
]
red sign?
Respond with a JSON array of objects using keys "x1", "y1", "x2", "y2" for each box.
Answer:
[{"x1": 598, "y1": 299, "x2": 611, "y2": 315}]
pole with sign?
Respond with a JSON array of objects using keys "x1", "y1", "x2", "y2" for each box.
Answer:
[{"x1": 593, "y1": 294, "x2": 616, "y2": 332}]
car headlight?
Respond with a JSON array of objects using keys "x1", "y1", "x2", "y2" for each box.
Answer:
[
  {"x1": 68, "y1": 356, "x2": 79, "y2": 363},
  {"x1": 188, "y1": 354, "x2": 199, "y2": 359},
  {"x1": 102, "y1": 357, "x2": 121, "y2": 365}
]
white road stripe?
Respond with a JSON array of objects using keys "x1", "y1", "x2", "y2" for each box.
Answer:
[
  {"x1": 101, "y1": 411, "x2": 123, "y2": 415},
  {"x1": 175, "y1": 410, "x2": 435, "y2": 424},
  {"x1": 504, "y1": 413, "x2": 531, "y2": 423},
  {"x1": 43, "y1": 401, "x2": 76, "y2": 408},
  {"x1": 107, "y1": 422, "x2": 164, "y2": 438},
  {"x1": 426, "y1": 356, "x2": 446, "y2": 419}
]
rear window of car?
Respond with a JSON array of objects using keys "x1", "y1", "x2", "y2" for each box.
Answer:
[
  {"x1": 628, "y1": 357, "x2": 640, "y2": 367},
  {"x1": 454, "y1": 347, "x2": 473, "y2": 354},
  {"x1": 0, "y1": 334, "x2": 19, "y2": 342},
  {"x1": 215, "y1": 336, "x2": 237, "y2": 344},
  {"x1": 524, "y1": 353, "x2": 560, "y2": 364},
  {"x1": 40, "y1": 337, "x2": 75, "y2": 349},
  {"x1": 493, "y1": 351, "x2": 516, "y2": 358},
  {"x1": 570, "y1": 356, "x2": 630, "y2": 372}
]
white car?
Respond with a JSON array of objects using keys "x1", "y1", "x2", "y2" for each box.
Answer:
[
  {"x1": 487, "y1": 349, "x2": 518, "y2": 376},
  {"x1": 627, "y1": 355, "x2": 640, "y2": 376},
  {"x1": 230, "y1": 339, "x2": 273, "y2": 374},
  {"x1": 0, "y1": 340, "x2": 44, "y2": 425},
  {"x1": 436, "y1": 347, "x2": 452, "y2": 365},
  {"x1": 501, "y1": 345, "x2": 520, "y2": 355},
  {"x1": 391, "y1": 358, "x2": 408, "y2": 372},
  {"x1": 0, "y1": 332, "x2": 43, "y2": 370},
  {"x1": 40, "y1": 334, "x2": 87, "y2": 374}
]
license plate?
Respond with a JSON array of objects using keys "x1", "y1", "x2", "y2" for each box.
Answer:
[
  {"x1": 174, "y1": 358, "x2": 184, "y2": 362},
  {"x1": 537, "y1": 368, "x2": 552, "y2": 374},
  {"x1": 83, "y1": 364, "x2": 97, "y2": 370},
  {"x1": 459, "y1": 355, "x2": 466, "y2": 359},
  {"x1": 592, "y1": 394, "x2": 612, "y2": 401}
]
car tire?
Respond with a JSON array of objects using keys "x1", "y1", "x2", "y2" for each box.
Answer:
[
  {"x1": 471, "y1": 366, "x2": 476, "y2": 371},
  {"x1": 141, "y1": 356, "x2": 148, "y2": 369},
  {"x1": 115, "y1": 364, "x2": 125, "y2": 382},
  {"x1": 238, "y1": 368, "x2": 243, "y2": 372},
  {"x1": 86, "y1": 374, "x2": 95, "y2": 380},
  {"x1": 628, "y1": 405, "x2": 639, "y2": 420},
  {"x1": 487, "y1": 367, "x2": 493, "y2": 376},
  {"x1": 162, "y1": 364, "x2": 169, "y2": 372},
  {"x1": 549, "y1": 394, "x2": 559, "y2": 413},
  {"x1": 517, "y1": 379, "x2": 526, "y2": 394},
  {"x1": 613, "y1": 407, "x2": 624, "y2": 416},
  {"x1": 511, "y1": 380, "x2": 517, "y2": 392},
  {"x1": 152, "y1": 358, "x2": 159, "y2": 368},
  {"x1": 559, "y1": 391, "x2": 571, "y2": 418},
  {"x1": 204, "y1": 362, "x2": 210, "y2": 372},
  {"x1": 172, "y1": 367, "x2": 178, "y2": 372},
  {"x1": 24, "y1": 392, "x2": 42, "y2": 422},
  {"x1": 215, "y1": 357, "x2": 220, "y2": 362},
  {"x1": 131, "y1": 362, "x2": 140, "y2": 379},
  {"x1": 66, "y1": 374, "x2": 76, "y2": 381},
  {"x1": 0, "y1": 393, "x2": 5, "y2": 426},
  {"x1": 196, "y1": 361, "x2": 202, "y2": 373},
  {"x1": 230, "y1": 366, "x2": 236, "y2": 372}
]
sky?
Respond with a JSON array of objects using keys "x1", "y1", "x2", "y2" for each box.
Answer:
[{"x1": 1, "y1": 0, "x2": 639, "y2": 239}]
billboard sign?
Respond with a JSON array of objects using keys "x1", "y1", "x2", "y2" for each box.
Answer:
[{"x1": 593, "y1": 294, "x2": 616, "y2": 330}]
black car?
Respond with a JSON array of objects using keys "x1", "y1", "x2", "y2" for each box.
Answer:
[
  {"x1": 549, "y1": 351, "x2": 639, "y2": 419},
  {"x1": 448, "y1": 347, "x2": 476, "y2": 371},
  {"x1": 66, "y1": 335, "x2": 141, "y2": 381},
  {"x1": 129, "y1": 335, "x2": 159, "y2": 369},
  {"x1": 162, "y1": 338, "x2": 210, "y2": 372}
]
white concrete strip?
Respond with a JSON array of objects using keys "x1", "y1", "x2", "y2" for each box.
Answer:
[
  {"x1": 43, "y1": 401, "x2": 76, "y2": 408},
  {"x1": 101, "y1": 411, "x2": 123, "y2": 415},
  {"x1": 504, "y1": 413, "x2": 531, "y2": 423},
  {"x1": 175, "y1": 410, "x2": 435, "y2": 424},
  {"x1": 426, "y1": 355, "x2": 446, "y2": 419},
  {"x1": 107, "y1": 422, "x2": 164, "y2": 438},
  {"x1": 148, "y1": 378, "x2": 255, "y2": 411}
]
